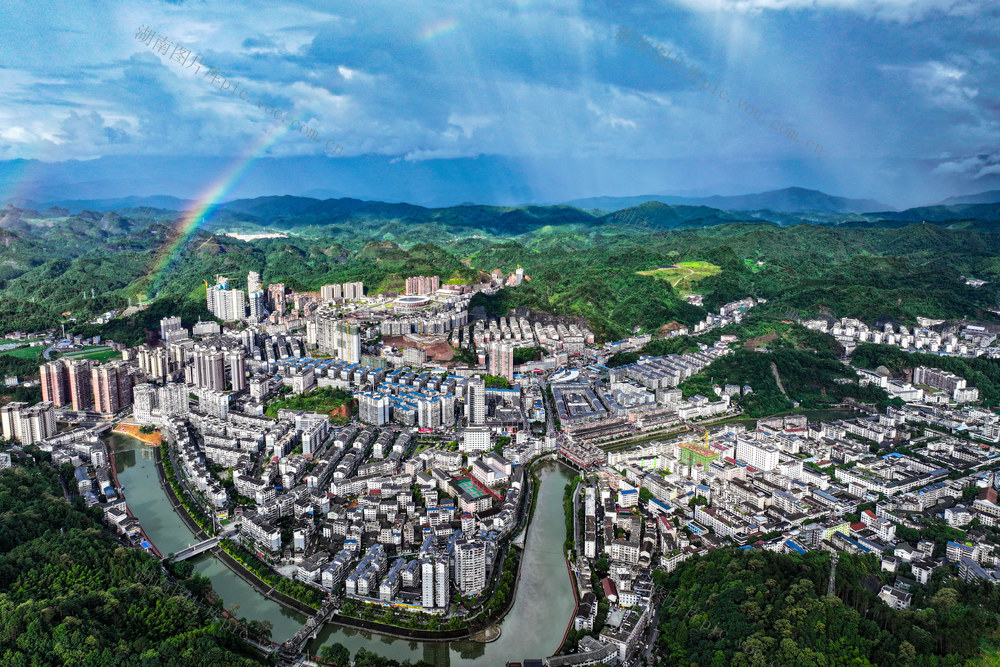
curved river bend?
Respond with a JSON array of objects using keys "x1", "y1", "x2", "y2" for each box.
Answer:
[{"x1": 109, "y1": 434, "x2": 576, "y2": 666}]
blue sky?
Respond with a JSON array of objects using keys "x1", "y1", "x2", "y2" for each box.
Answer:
[{"x1": 0, "y1": 0, "x2": 998, "y2": 207}]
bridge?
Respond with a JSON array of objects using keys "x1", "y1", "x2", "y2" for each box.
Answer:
[
  {"x1": 279, "y1": 598, "x2": 339, "y2": 662},
  {"x1": 169, "y1": 536, "x2": 221, "y2": 561}
]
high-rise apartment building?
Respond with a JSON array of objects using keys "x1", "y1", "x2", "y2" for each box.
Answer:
[
  {"x1": 320, "y1": 284, "x2": 341, "y2": 301},
  {"x1": 343, "y1": 282, "x2": 364, "y2": 299},
  {"x1": 405, "y1": 275, "x2": 440, "y2": 295},
  {"x1": 735, "y1": 437, "x2": 780, "y2": 472},
  {"x1": 454, "y1": 538, "x2": 487, "y2": 596},
  {"x1": 227, "y1": 349, "x2": 247, "y2": 391},
  {"x1": 419, "y1": 557, "x2": 450, "y2": 609},
  {"x1": 315, "y1": 309, "x2": 361, "y2": 363},
  {"x1": 160, "y1": 316, "x2": 183, "y2": 341},
  {"x1": 40, "y1": 360, "x2": 70, "y2": 407},
  {"x1": 91, "y1": 362, "x2": 134, "y2": 414},
  {"x1": 417, "y1": 395, "x2": 442, "y2": 429},
  {"x1": 421, "y1": 559, "x2": 436, "y2": 608},
  {"x1": 206, "y1": 276, "x2": 247, "y2": 321},
  {"x1": 488, "y1": 341, "x2": 514, "y2": 383},
  {"x1": 158, "y1": 383, "x2": 190, "y2": 418},
  {"x1": 358, "y1": 391, "x2": 391, "y2": 425},
  {"x1": 247, "y1": 270, "x2": 262, "y2": 295},
  {"x1": 466, "y1": 377, "x2": 486, "y2": 425},
  {"x1": 198, "y1": 387, "x2": 230, "y2": 419},
  {"x1": 319, "y1": 282, "x2": 364, "y2": 301},
  {"x1": 434, "y1": 559, "x2": 449, "y2": 608},
  {"x1": 248, "y1": 290, "x2": 265, "y2": 320},
  {"x1": 268, "y1": 283, "x2": 286, "y2": 311},
  {"x1": 1, "y1": 401, "x2": 55, "y2": 445},
  {"x1": 67, "y1": 360, "x2": 93, "y2": 411},
  {"x1": 136, "y1": 345, "x2": 170, "y2": 381},
  {"x1": 194, "y1": 350, "x2": 227, "y2": 390},
  {"x1": 132, "y1": 383, "x2": 157, "y2": 425}
]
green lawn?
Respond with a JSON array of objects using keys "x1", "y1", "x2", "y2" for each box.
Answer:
[
  {"x1": 265, "y1": 386, "x2": 353, "y2": 419},
  {"x1": 637, "y1": 261, "x2": 721, "y2": 293}
]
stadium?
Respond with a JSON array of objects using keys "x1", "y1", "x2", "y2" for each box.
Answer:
[{"x1": 392, "y1": 295, "x2": 432, "y2": 312}]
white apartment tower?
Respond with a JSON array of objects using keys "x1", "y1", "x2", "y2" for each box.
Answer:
[
  {"x1": 247, "y1": 270, "x2": 262, "y2": 295},
  {"x1": 454, "y1": 538, "x2": 487, "y2": 596},
  {"x1": 0, "y1": 401, "x2": 56, "y2": 445},
  {"x1": 466, "y1": 377, "x2": 486, "y2": 425}
]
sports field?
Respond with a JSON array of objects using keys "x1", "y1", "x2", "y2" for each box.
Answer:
[{"x1": 455, "y1": 477, "x2": 486, "y2": 499}]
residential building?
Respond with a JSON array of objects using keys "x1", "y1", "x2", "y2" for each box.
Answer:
[
  {"x1": 39, "y1": 361, "x2": 70, "y2": 407},
  {"x1": 92, "y1": 361, "x2": 134, "y2": 414},
  {"x1": 454, "y1": 537, "x2": 487, "y2": 596},
  {"x1": 0, "y1": 401, "x2": 55, "y2": 445}
]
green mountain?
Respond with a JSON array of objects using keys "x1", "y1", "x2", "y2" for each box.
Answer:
[
  {"x1": 652, "y1": 547, "x2": 1000, "y2": 666},
  {"x1": 5, "y1": 196, "x2": 1000, "y2": 349},
  {"x1": 0, "y1": 462, "x2": 263, "y2": 665}
]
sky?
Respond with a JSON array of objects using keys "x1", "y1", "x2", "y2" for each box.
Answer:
[{"x1": 0, "y1": 0, "x2": 998, "y2": 208}]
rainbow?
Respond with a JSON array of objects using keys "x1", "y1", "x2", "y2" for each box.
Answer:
[
  {"x1": 417, "y1": 17, "x2": 459, "y2": 43},
  {"x1": 146, "y1": 119, "x2": 300, "y2": 291}
]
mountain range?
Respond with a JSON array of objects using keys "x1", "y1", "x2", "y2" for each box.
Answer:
[
  {"x1": 562, "y1": 187, "x2": 891, "y2": 214},
  {"x1": 9, "y1": 186, "x2": 1000, "y2": 226}
]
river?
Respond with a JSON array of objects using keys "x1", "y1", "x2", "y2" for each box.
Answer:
[{"x1": 109, "y1": 434, "x2": 577, "y2": 665}]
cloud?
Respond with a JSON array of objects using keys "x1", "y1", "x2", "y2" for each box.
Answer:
[
  {"x1": 670, "y1": 0, "x2": 981, "y2": 22},
  {"x1": 933, "y1": 153, "x2": 1000, "y2": 179},
  {"x1": 885, "y1": 60, "x2": 978, "y2": 109},
  {"x1": 0, "y1": 0, "x2": 997, "y2": 207}
]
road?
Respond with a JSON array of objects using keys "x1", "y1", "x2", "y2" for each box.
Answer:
[
  {"x1": 671, "y1": 267, "x2": 694, "y2": 288},
  {"x1": 642, "y1": 594, "x2": 665, "y2": 665}
]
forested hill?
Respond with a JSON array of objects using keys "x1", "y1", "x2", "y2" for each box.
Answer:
[
  {"x1": 6, "y1": 198, "x2": 1000, "y2": 345},
  {"x1": 0, "y1": 460, "x2": 263, "y2": 666},
  {"x1": 653, "y1": 548, "x2": 1000, "y2": 665}
]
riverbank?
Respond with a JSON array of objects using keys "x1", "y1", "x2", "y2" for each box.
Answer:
[
  {"x1": 322, "y1": 478, "x2": 533, "y2": 643},
  {"x1": 214, "y1": 544, "x2": 319, "y2": 616},
  {"x1": 155, "y1": 451, "x2": 531, "y2": 643},
  {"x1": 153, "y1": 446, "x2": 211, "y2": 541},
  {"x1": 154, "y1": 446, "x2": 321, "y2": 619},
  {"x1": 113, "y1": 422, "x2": 164, "y2": 446},
  {"x1": 554, "y1": 556, "x2": 580, "y2": 655}
]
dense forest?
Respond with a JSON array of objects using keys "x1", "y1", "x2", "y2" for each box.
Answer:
[
  {"x1": 653, "y1": 547, "x2": 1000, "y2": 666},
  {"x1": 0, "y1": 461, "x2": 263, "y2": 665},
  {"x1": 676, "y1": 348, "x2": 894, "y2": 417}
]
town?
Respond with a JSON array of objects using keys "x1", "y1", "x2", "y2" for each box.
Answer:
[{"x1": 5, "y1": 267, "x2": 1000, "y2": 666}]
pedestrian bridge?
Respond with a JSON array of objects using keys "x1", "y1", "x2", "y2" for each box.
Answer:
[{"x1": 169, "y1": 536, "x2": 221, "y2": 561}]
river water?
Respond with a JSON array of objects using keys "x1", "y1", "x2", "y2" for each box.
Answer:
[{"x1": 109, "y1": 434, "x2": 576, "y2": 665}]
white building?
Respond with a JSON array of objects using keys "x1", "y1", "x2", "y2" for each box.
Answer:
[
  {"x1": 735, "y1": 437, "x2": 779, "y2": 471},
  {"x1": 454, "y1": 538, "x2": 487, "y2": 596}
]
